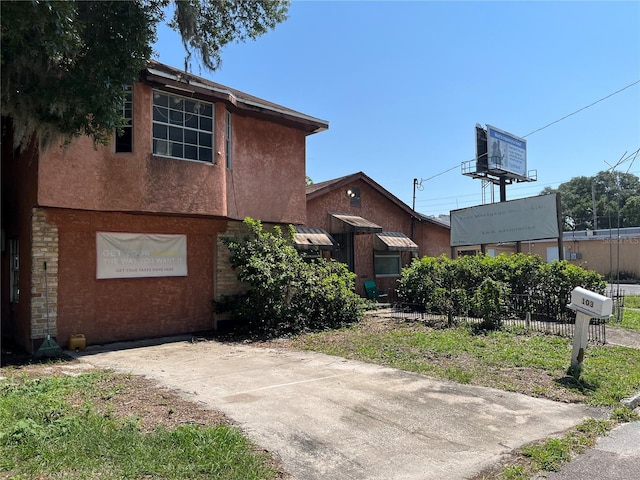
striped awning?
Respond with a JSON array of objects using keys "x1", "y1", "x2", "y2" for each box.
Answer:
[
  {"x1": 375, "y1": 232, "x2": 419, "y2": 252},
  {"x1": 329, "y1": 213, "x2": 383, "y2": 233},
  {"x1": 293, "y1": 227, "x2": 336, "y2": 251}
]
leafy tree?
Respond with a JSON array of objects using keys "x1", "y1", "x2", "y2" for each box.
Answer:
[
  {"x1": 1, "y1": 0, "x2": 289, "y2": 150},
  {"x1": 621, "y1": 195, "x2": 640, "y2": 227},
  {"x1": 541, "y1": 170, "x2": 640, "y2": 230}
]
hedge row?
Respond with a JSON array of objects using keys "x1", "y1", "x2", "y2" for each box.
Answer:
[{"x1": 397, "y1": 254, "x2": 606, "y2": 329}]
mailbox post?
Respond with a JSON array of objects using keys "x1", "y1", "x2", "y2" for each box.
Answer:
[{"x1": 567, "y1": 287, "x2": 613, "y2": 378}]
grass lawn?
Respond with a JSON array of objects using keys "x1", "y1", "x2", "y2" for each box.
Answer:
[
  {"x1": 624, "y1": 295, "x2": 640, "y2": 309},
  {"x1": 0, "y1": 368, "x2": 282, "y2": 480},
  {"x1": 620, "y1": 308, "x2": 640, "y2": 330},
  {"x1": 289, "y1": 316, "x2": 640, "y2": 406},
  {"x1": 617, "y1": 295, "x2": 640, "y2": 330}
]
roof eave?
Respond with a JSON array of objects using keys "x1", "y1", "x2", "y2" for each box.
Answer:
[{"x1": 144, "y1": 66, "x2": 328, "y2": 135}]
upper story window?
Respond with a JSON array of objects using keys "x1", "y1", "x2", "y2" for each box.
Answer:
[
  {"x1": 152, "y1": 90, "x2": 213, "y2": 163},
  {"x1": 115, "y1": 85, "x2": 133, "y2": 153}
]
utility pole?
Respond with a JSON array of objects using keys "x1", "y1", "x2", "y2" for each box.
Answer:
[{"x1": 591, "y1": 180, "x2": 597, "y2": 229}]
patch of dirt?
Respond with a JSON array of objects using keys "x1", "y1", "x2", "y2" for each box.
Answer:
[{"x1": 0, "y1": 357, "x2": 291, "y2": 479}]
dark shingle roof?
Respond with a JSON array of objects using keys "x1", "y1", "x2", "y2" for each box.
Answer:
[{"x1": 144, "y1": 60, "x2": 328, "y2": 135}]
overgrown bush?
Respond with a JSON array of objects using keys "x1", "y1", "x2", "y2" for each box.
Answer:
[
  {"x1": 397, "y1": 253, "x2": 607, "y2": 330},
  {"x1": 472, "y1": 278, "x2": 510, "y2": 330},
  {"x1": 213, "y1": 218, "x2": 365, "y2": 337}
]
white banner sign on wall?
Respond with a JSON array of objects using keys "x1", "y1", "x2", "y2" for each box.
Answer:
[
  {"x1": 96, "y1": 232, "x2": 187, "y2": 279},
  {"x1": 450, "y1": 194, "x2": 559, "y2": 247}
]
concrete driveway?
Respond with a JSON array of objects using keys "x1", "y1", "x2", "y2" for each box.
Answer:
[{"x1": 75, "y1": 338, "x2": 603, "y2": 480}]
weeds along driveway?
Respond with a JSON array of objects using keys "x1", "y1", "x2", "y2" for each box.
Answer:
[{"x1": 74, "y1": 338, "x2": 605, "y2": 480}]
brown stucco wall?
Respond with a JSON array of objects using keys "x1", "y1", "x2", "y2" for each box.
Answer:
[
  {"x1": 226, "y1": 113, "x2": 307, "y2": 224},
  {"x1": 307, "y1": 180, "x2": 412, "y2": 233},
  {"x1": 306, "y1": 178, "x2": 451, "y2": 297},
  {"x1": 36, "y1": 83, "x2": 307, "y2": 225},
  {"x1": 42, "y1": 208, "x2": 225, "y2": 347},
  {"x1": 414, "y1": 220, "x2": 451, "y2": 259}
]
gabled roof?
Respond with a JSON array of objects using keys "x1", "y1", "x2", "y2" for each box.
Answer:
[
  {"x1": 306, "y1": 171, "x2": 450, "y2": 229},
  {"x1": 143, "y1": 60, "x2": 328, "y2": 135},
  {"x1": 418, "y1": 213, "x2": 451, "y2": 229}
]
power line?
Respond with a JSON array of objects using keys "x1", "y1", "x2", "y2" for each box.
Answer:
[
  {"x1": 415, "y1": 79, "x2": 640, "y2": 184},
  {"x1": 415, "y1": 165, "x2": 640, "y2": 214},
  {"x1": 522, "y1": 80, "x2": 640, "y2": 138}
]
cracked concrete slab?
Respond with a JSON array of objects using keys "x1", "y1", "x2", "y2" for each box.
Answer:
[{"x1": 74, "y1": 339, "x2": 603, "y2": 480}]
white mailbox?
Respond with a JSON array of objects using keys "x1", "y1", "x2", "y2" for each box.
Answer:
[{"x1": 568, "y1": 287, "x2": 613, "y2": 319}]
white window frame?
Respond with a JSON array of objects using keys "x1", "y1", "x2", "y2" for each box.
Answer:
[
  {"x1": 374, "y1": 252, "x2": 402, "y2": 278},
  {"x1": 152, "y1": 90, "x2": 214, "y2": 163}
]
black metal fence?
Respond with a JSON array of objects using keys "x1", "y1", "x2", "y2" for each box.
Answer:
[
  {"x1": 607, "y1": 287, "x2": 626, "y2": 324},
  {"x1": 375, "y1": 292, "x2": 610, "y2": 344}
]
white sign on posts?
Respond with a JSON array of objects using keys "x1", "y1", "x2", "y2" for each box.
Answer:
[
  {"x1": 450, "y1": 194, "x2": 559, "y2": 247},
  {"x1": 96, "y1": 232, "x2": 187, "y2": 279}
]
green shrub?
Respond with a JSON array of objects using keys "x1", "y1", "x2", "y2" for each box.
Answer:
[
  {"x1": 472, "y1": 278, "x2": 510, "y2": 330},
  {"x1": 397, "y1": 253, "x2": 607, "y2": 328},
  {"x1": 213, "y1": 218, "x2": 365, "y2": 337}
]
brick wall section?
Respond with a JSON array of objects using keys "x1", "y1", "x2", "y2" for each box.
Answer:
[
  {"x1": 214, "y1": 220, "x2": 290, "y2": 328},
  {"x1": 30, "y1": 208, "x2": 59, "y2": 339},
  {"x1": 215, "y1": 220, "x2": 251, "y2": 300}
]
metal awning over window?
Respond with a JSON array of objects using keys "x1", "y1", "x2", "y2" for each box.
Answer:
[
  {"x1": 375, "y1": 232, "x2": 419, "y2": 252},
  {"x1": 329, "y1": 213, "x2": 383, "y2": 233},
  {"x1": 293, "y1": 227, "x2": 336, "y2": 251}
]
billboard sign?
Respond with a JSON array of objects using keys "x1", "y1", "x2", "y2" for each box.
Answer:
[
  {"x1": 450, "y1": 194, "x2": 559, "y2": 246},
  {"x1": 475, "y1": 124, "x2": 488, "y2": 172},
  {"x1": 97, "y1": 232, "x2": 187, "y2": 279},
  {"x1": 486, "y1": 125, "x2": 527, "y2": 179}
]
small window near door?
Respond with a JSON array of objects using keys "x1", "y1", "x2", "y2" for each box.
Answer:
[{"x1": 374, "y1": 252, "x2": 401, "y2": 277}]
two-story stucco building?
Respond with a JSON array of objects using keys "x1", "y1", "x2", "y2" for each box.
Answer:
[{"x1": 1, "y1": 61, "x2": 328, "y2": 353}]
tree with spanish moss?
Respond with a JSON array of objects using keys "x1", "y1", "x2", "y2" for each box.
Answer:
[{"x1": 1, "y1": 0, "x2": 289, "y2": 151}]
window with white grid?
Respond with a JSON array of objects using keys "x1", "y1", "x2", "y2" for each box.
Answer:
[{"x1": 152, "y1": 90, "x2": 213, "y2": 163}]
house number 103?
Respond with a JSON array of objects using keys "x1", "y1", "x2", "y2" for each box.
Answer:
[{"x1": 582, "y1": 298, "x2": 594, "y2": 308}]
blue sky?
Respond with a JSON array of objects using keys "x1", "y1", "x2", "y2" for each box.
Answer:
[{"x1": 154, "y1": 1, "x2": 640, "y2": 217}]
